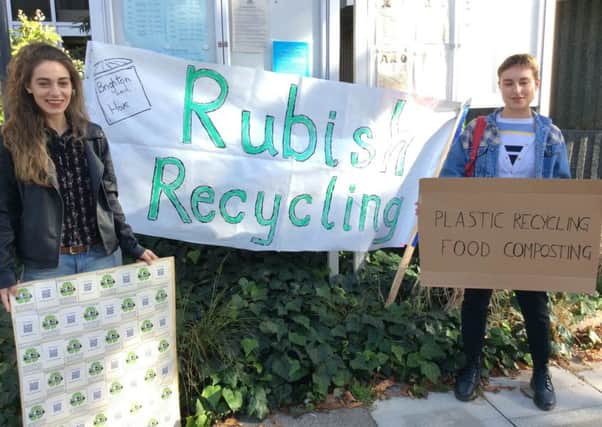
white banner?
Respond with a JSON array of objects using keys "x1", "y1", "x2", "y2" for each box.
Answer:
[
  {"x1": 84, "y1": 41, "x2": 461, "y2": 251},
  {"x1": 11, "y1": 258, "x2": 180, "y2": 427}
]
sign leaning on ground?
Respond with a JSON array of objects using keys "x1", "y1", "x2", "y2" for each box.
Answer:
[
  {"x1": 83, "y1": 41, "x2": 461, "y2": 252},
  {"x1": 418, "y1": 179, "x2": 602, "y2": 293},
  {"x1": 10, "y1": 258, "x2": 180, "y2": 427}
]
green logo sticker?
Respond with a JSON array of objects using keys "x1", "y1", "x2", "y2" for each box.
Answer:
[
  {"x1": 161, "y1": 386, "x2": 173, "y2": 400},
  {"x1": 69, "y1": 391, "x2": 86, "y2": 407},
  {"x1": 100, "y1": 274, "x2": 116, "y2": 289},
  {"x1": 93, "y1": 413, "x2": 108, "y2": 426},
  {"x1": 23, "y1": 348, "x2": 40, "y2": 364},
  {"x1": 16, "y1": 288, "x2": 33, "y2": 304},
  {"x1": 84, "y1": 306, "x2": 99, "y2": 321},
  {"x1": 144, "y1": 369, "x2": 157, "y2": 382},
  {"x1": 125, "y1": 351, "x2": 139, "y2": 365},
  {"x1": 155, "y1": 288, "x2": 168, "y2": 303},
  {"x1": 105, "y1": 328, "x2": 120, "y2": 344},
  {"x1": 158, "y1": 339, "x2": 170, "y2": 353},
  {"x1": 59, "y1": 281, "x2": 76, "y2": 296},
  {"x1": 66, "y1": 339, "x2": 82, "y2": 354},
  {"x1": 88, "y1": 361, "x2": 104, "y2": 376},
  {"x1": 130, "y1": 401, "x2": 142, "y2": 414},
  {"x1": 28, "y1": 405, "x2": 45, "y2": 421},
  {"x1": 140, "y1": 319, "x2": 154, "y2": 333},
  {"x1": 47, "y1": 372, "x2": 63, "y2": 387},
  {"x1": 42, "y1": 314, "x2": 59, "y2": 331},
  {"x1": 121, "y1": 297, "x2": 136, "y2": 312},
  {"x1": 137, "y1": 267, "x2": 151, "y2": 281},
  {"x1": 109, "y1": 381, "x2": 123, "y2": 395}
]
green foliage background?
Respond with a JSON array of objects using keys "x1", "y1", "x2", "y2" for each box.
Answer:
[{"x1": 3, "y1": 239, "x2": 597, "y2": 426}]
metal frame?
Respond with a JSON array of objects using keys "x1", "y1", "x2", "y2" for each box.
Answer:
[
  {"x1": 538, "y1": 0, "x2": 557, "y2": 116},
  {"x1": 89, "y1": 0, "x2": 114, "y2": 43},
  {"x1": 217, "y1": 0, "x2": 229, "y2": 65}
]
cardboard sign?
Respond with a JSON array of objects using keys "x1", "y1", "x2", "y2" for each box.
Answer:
[
  {"x1": 11, "y1": 258, "x2": 180, "y2": 427},
  {"x1": 418, "y1": 178, "x2": 602, "y2": 293}
]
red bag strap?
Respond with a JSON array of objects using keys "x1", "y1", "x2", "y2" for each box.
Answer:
[{"x1": 464, "y1": 116, "x2": 487, "y2": 177}]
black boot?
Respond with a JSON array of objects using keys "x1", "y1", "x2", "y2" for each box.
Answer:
[
  {"x1": 530, "y1": 365, "x2": 556, "y2": 411},
  {"x1": 454, "y1": 358, "x2": 481, "y2": 401}
]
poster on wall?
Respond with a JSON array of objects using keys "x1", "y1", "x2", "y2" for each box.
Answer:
[
  {"x1": 375, "y1": 0, "x2": 450, "y2": 99},
  {"x1": 272, "y1": 40, "x2": 310, "y2": 76},
  {"x1": 10, "y1": 258, "x2": 180, "y2": 427},
  {"x1": 231, "y1": 0, "x2": 268, "y2": 53},
  {"x1": 117, "y1": 0, "x2": 213, "y2": 61}
]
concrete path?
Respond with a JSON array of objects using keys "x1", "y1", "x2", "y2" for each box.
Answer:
[
  {"x1": 372, "y1": 362, "x2": 602, "y2": 427},
  {"x1": 243, "y1": 361, "x2": 602, "y2": 427}
]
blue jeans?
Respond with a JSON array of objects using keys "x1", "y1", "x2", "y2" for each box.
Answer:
[{"x1": 22, "y1": 244, "x2": 122, "y2": 282}]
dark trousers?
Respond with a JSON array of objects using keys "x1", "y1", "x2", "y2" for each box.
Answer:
[{"x1": 461, "y1": 289, "x2": 551, "y2": 368}]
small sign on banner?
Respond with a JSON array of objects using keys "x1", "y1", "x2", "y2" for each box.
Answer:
[
  {"x1": 11, "y1": 257, "x2": 180, "y2": 427},
  {"x1": 418, "y1": 179, "x2": 602, "y2": 293}
]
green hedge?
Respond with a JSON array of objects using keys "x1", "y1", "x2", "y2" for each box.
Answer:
[{"x1": 1, "y1": 237, "x2": 600, "y2": 427}]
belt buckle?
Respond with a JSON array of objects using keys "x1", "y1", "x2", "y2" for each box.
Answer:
[{"x1": 64, "y1": 244, "x2": 87, "y2": 255}]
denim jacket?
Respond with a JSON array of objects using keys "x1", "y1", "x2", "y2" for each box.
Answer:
[{"x1": 441, "y1": 108, "x2": 571, "y2": 179}]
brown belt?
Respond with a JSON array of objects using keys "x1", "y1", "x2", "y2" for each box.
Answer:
[{"x1": 60, "y1": 243, "x2": 91, "y2": 255}]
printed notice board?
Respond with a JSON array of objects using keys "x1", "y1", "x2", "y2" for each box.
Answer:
[{"x1": 10, "y1": 257, "x2": 180, "y2": 427}]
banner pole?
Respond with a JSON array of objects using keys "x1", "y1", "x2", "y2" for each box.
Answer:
[{"x1": 384, "y1": 100, "x2": 471, "y2": 308}]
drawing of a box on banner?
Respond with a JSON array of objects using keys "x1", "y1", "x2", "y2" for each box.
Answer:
[{"x1": 93, "y1": 58, "x2": 152, "y2": 125}]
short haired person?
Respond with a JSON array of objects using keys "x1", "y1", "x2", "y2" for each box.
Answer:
[
  {"x1": 440, "y1": 53, "x2": 570, "y2": 411},
  {"x1": 0, "y1": 43, "x2": 158, "y2": 312}
]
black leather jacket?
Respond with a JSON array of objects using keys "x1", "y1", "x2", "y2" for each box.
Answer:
[{"x1": 0, "y1": 122, "x2": 144, "y2": 288}]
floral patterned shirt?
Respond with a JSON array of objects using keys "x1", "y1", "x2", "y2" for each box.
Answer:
[{"x1": 47, "y1": 129, "x2": 100, "y2": 248}]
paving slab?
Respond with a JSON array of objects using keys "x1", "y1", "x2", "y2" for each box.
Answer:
[
  {"x1": 511, "y1": 406, "x2": 602, "y2": 427},
  {"x1": 577, "y1": 361, "x2": 602, "y2": 392},
  {"x1": 240, "y1": 408, "x2": 377, "y2": 427},
  {"x1": 484, "y1": 366, "x2": 602, "y2": 419},
  {"x1": 371, "y1": 391, "x2": 511, "y2": 427}
]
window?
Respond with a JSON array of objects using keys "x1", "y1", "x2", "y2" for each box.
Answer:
[
  {"x1": 55, "y1": 0, "x2": 88, "y2": 22},
  {"x1": 8, "y1": 1, "x2": 91, "y2": 56},
  {"x1": 10, "y1": 0, "x2": 50, "y2": 20},
  {"x1": 10, "y1": 0, "x2": 89, "y2": 23}
]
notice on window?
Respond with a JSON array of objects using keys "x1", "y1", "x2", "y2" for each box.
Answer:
[
  {"x1": 375, "y1": 0, "x2": 450, "y2": 99},
  {"x1": 272, "y1": 40, "x2": 310, "y2": 77},
  {"x1": 121, "y1": 0, "x2": 211, "y2": 61},
  {"x1": 11, "y1": 258, "x2": 180, "y2": 427},
  {"x1": 231, "y1": 0, "x2": 268, "y2": 53},
  {"x1": 376, "y1": 48, "x2": 411, "y2": 93}
]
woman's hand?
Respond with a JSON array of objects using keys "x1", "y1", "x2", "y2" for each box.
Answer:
[
  {"x1": 1, "y1": 285, "x2": 18, "y2": 313},
  {"x1": 138, "y1": 249, "x2": 159, "y2": 265}
]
